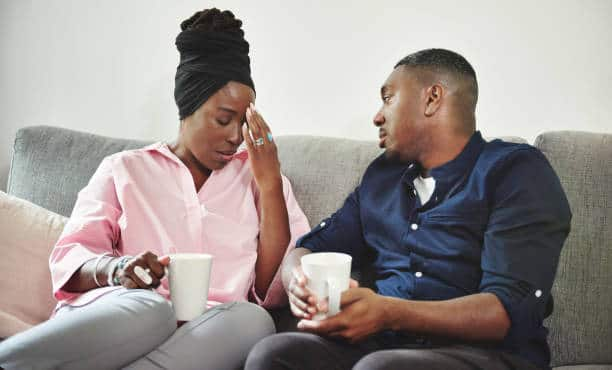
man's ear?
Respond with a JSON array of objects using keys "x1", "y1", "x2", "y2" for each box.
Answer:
[{"x1": 424, "y1": 84, "x2": 444, "y2": 117}]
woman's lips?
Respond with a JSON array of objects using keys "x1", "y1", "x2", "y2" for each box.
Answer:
[{"x1": 217, "y1": 151, "x2": 236, "y2": 162}]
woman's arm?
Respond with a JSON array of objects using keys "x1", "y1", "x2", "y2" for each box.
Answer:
[
  {"x1": 243, "y1": 104, "x2": 291, "y2": 298},
  {"x1": 254, "y1": 181, "x2": 291, "y2": 297},
  {"x1": 50, "y1": 157, "x2": 122, "y2": 297},
  {"x1": 62, "y1": 256, "x2": 118, "y2": 292}
]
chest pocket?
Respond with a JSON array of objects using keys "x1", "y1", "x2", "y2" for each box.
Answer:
[
  {"x1": 423, "y1": 196, "x2": 489, "y2": 222},
  {"x1": 425, "y1": 208, "x2": 487, "y2": 224},
  {"x1": 421, "y1": 206, "x2": 489, "y2": 242}
]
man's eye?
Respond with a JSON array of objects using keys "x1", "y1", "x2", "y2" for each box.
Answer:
[{"x1": 383, "y1": 95, "x2": 391, "y2": 103}]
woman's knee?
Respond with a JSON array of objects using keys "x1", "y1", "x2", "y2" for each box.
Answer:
[
  {"x1": 220, "y1": 302, "x2": 275, "y2": 338},
  {"x1": 116, "y1": 289, "x2": 176, "y2": 334}
]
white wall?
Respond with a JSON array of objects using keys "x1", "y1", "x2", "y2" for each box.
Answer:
[{"x1": 1, "y1": 0, "x2": 611, "y2": 191}]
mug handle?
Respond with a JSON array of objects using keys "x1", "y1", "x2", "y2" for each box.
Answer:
[{"x1": 327, "y1": 277, "x2": 342, "y2": 316}]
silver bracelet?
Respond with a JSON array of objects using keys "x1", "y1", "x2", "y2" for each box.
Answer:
[
  {"x1": 106, "y1": 257, "x2": 120, "y2": 287},
  {"x1": 92, "y1": 252, "x2": 110, "y2": 287},
  {"x1": 111, "y1": 255, "x2": 133, "y2": 286}
]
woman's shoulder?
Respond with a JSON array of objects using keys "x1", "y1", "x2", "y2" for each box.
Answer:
[{"x1": 102, "y1": 142, "x2": 173, "y2": 166}]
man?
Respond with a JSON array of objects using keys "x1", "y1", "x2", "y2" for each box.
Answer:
[{"x1": 246, "y1": 49, "x2": 571, "y2": 370}]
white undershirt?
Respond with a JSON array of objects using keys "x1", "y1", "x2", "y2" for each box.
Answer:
[{"x1": 413, "y1": 175, "x2": 436, "y2": 205}]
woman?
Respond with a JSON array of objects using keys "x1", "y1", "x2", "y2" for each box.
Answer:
[{"x1": 0, "y1": 8, "x2": 310, "y2": 370}]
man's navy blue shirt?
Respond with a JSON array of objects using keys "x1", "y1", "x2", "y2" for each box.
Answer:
[{"x1": 297, "y1": 131, "x2": 571, "y2": 369}]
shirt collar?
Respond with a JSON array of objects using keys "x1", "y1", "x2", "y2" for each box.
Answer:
[
  {"x1": 429, "y1": 131, "x2": 485, "y2": 190},
  {"x1": 144, "y1": 142, "x2": 185, "y2": 167},
  {"x1": 400, "y1": 130, "x2": 485, "y2": 199},
  {"x1": 147, "y1": 141, "x2": 249, "y2": 167}
]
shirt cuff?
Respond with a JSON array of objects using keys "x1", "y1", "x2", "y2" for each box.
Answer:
[
  {"x1": 480, "y1": 273, "x2": 549, "y2": 338},
  {"x1": 296, "y1": 217, "x2": 331, "y2": 252},
  {"x1": 249, "y1": 267, "x2": 288, "y2": 309},
  {"x1": 50, "y1": 245, "x2": 102, "y2": 301}
]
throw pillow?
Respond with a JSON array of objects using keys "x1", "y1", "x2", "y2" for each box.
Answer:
[{"x1": 0, "y1": 191, "x2": 67, "y2": 338}]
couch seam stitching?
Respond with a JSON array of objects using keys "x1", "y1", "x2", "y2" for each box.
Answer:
[{"x1": 6, "y1": 130, "x2": 19, "y2": 194}]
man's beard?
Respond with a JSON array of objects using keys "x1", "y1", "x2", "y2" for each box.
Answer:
[{"x1": 384, "y1": 146, "x2": 415, "y2": 165}]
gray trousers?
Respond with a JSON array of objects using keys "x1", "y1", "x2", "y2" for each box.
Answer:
[
  {"x1": 245, "y1": 332, "x2": 543, "y2": 370},
  {"x1": 0, "y1": 288, "x2": 275, "y2": 370}
]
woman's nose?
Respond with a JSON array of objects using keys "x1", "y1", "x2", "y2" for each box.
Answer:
[{"x1": 227, "y1": 122, "x2": 243, "y2": 145}]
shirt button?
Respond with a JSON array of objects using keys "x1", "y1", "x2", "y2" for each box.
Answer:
[
  {"x1": 415, "y1": 271, "x2": 423, "y2": 278},
  {"x1": 411, "y1": 223, "x2": 419, "y2": 231},
  {"x1": 535, "y1": 290, "x2": 542, "y2": 298},
  {"x1": 320, "y1": 222, "x2": 326, "y2": 227}
]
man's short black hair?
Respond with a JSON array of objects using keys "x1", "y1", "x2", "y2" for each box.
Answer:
[{"x1": 395, "y1": 48, "x2": 478, "y2": 108}]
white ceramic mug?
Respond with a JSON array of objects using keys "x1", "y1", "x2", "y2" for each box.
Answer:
[
  {"x1": 167, "y1": 253, "x2": 213, "y2": 321},
  {"x1": 301, "y1": 252, "x2": 352, "y2": 320}
]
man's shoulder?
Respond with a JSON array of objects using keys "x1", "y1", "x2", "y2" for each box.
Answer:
[{"x1": 478, "y1": 139, "x2": 548, "y2": 174}]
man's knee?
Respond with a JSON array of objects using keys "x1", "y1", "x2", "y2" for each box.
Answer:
[
  {"x1": 245, "y1": 333, "x2": 312, "y2": 370},
  {"x1": 353, "y1": 350, "x2": 446, "y2": 370}
]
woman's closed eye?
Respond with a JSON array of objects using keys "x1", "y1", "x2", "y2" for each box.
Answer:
[{"x1": 216, "y1": 117, "x2": 232, "y2": 126}]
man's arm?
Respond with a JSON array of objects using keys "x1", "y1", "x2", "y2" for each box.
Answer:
[
  {"x1": 299, "y1": 288, "x2": 509, "y2": 343},
  {"x1": 384, "y1": 292, "x2": 510, "y2": 340}
]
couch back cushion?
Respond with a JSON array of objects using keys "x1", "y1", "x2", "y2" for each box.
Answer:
[
  {"x1": 274, "y1": 135, "x2": 382, "y2": 225},
  {"x1": 8, "y1": 126, "x2": 152, "y2": 217},
  {"x1": 536, "y1": 131, "x2": 612, "y2": 366}
]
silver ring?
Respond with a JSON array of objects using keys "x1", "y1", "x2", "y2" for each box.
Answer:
[
  {"x1": 254, "y1": 137, "x2": 265, "y2": 146},
  {"x1": 134, "y1": 265, "x2": 153, "y2": 285}
]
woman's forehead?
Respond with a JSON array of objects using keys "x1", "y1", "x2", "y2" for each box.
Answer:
[{"x1": 217, "y1": 82, "x2": 255, "y2": 102}]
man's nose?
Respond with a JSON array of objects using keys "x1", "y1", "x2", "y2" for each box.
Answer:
[{"x1": 373, "y1": 110, "x2": 385, "y2": 127}]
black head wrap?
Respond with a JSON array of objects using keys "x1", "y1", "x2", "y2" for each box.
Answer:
[{"x1": 174, "y1": 13, "x2": 255, "y2": 120}]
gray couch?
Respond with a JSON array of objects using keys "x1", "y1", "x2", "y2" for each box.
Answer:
[{"x1": 6, "y1": 125, "x2": 612, "y2": 369}]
